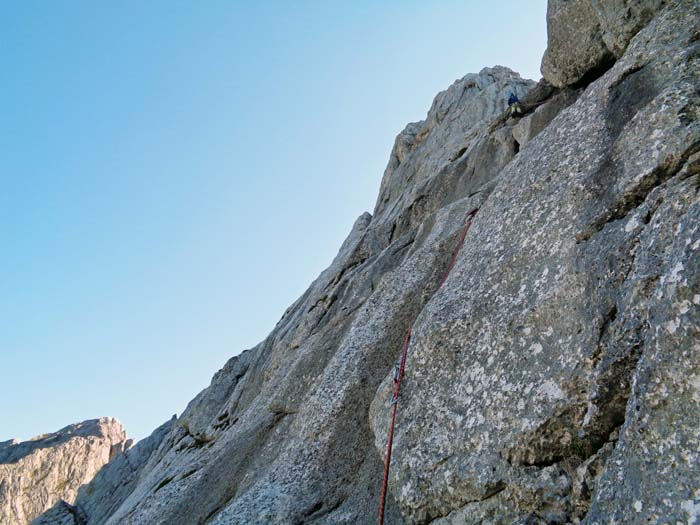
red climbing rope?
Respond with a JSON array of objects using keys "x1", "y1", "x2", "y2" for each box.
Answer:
[
  {"x1": 378, "y1": 209, "x2": 478, "y2": 525},
  {"x1": 378, "y1": 329, "x2": 411, "y2": 525}
]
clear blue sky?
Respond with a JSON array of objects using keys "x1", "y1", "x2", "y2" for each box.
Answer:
[{"x1": 1, "y1": 1, "x2": 546, "y2": 441}]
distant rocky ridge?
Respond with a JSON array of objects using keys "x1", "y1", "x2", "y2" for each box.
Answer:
[
  {"x1": 0, "y1": 418, "x2": 128, "y2": 525},
  {"x1": 20, "y1": 0, "x2": 700, "y2": 523}
]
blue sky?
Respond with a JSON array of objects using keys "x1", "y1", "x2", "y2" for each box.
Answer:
[{"x1": 1, "y1": 1, "x2": 546, "y2": 441}]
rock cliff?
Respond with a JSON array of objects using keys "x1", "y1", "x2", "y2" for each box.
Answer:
[
  {"x1": 0, "y1": 418, "x2": 128, "y2": 525},
  {"x1": 29, "y1": 0, "x2": 700, "y2": 523}
]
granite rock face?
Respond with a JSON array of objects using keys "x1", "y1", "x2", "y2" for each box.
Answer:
[
  {"x1": 542, "y1": 0, "x2": 667, "y2": 87},
  {"x1": 592, "y1": 0, "x2": 667, "y2": 57},
  {"x1": 371, "y1": 1, "x2": 700, "y2": 522},
  {"x1": 31, "y1": 66, "x2": 531, "y2": 525},
  {"x1": 31, "y1": 0, "x2": 700, "y2": 523},
  {"x1": 32, "y1": 417, "x2": 176, "y2": 525},
  {"x1": 0, "y1": 418, "x2": 128, "y2": 525},
  {"x1": 541, "y1": 0, "x2": 614, "y2": 88}
]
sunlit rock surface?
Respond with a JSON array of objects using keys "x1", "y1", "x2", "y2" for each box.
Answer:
[
  {"x1": 0, "y1": 418, "x2": 127, "y2": 525},
  {"x1": 29, "y1": 1, "x2": 700, "y2": 523}
]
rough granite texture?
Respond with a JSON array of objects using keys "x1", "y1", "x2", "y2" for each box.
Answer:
[
  {"x1": 28, "y1": 0, "x2": 700, "y2": 523},
  {"x1": 32, "y1": 417, "x2": 176, "y2": 525},
  {"x1": 541, "y1": 0, "x2": 614, "y2": 88},
  {"x1": 373, "y1": 1, "x2": 700, "y2": 522},
  {"x1": 0, "y1": 418, "x2": 127, "y2": 525},
  {"x1": 541, "y1": 0, "x2": 667, "y2": 87}
]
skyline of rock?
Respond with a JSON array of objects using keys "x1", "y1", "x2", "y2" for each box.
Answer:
[{"x1": 3, "y1": 1, "x2": 699, "y2": 524}]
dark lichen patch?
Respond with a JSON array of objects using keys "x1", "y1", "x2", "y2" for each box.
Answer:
[{"x1": 605, "y1": 64, "x2": 660, "y2": 140}]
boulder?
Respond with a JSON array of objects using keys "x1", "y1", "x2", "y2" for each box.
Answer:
[
  {"x1": 540, "y1": 0, "x2": 614, "y2": 88},
  {"x1": 541, "y1": 0, "x2": 669, "y2": 87}
]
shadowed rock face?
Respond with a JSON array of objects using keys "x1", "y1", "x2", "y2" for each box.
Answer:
[
  {"x1": 30, "y1": 1, "x2": 700, "y2": 524},
  {"x1": 0, "y1": 418, "x2": 128, "y2": 525}
]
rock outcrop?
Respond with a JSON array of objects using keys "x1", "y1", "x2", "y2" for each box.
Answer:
[
  {"x1": 541, "y1": 0, "x2": 615, "y2": 88},
  {"x1": 541, "y1": 0, "x2": 667, "y2": 87},
  {"x1": 33, "y1": 417, "x2": 176, "y2": 525},
  {"x1": 0, "y1": 418, "x2": 128, "y2": 525},
  {"x1": 30, "y1": 0, "x2": 700, "y2": 523}
]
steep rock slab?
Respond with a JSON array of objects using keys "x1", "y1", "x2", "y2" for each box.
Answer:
[
  {"x1": 49, "y1": 68, "x2": 530, "y2": 525},
  {"x1": 583, "y1": 159, "x2": 700, "y2": 525},
  {"x1": 371, "y1": 1, "x2": 700, "y2": 523},
  {"x1": 30, "y1": 2, "x2": 700, "y2": 524},
  {"x1": 0, "y1": 418, "x2": 128, "y2": 525},
  {"x1": 582, "y1": 3, "x2": 700, "y2": 522}
]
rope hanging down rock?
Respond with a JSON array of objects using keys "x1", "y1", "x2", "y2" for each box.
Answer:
[{"x1": 378, "y1": 209, "x2": 478, "y2": 525}]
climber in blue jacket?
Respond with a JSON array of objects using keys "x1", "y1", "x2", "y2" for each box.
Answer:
[{"x1": 508, "y1": 92, "x2": 522, "y2": 116}]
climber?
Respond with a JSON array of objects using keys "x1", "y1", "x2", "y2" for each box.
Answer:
[{"x1": 508, "y1": 91, "x2": 522, "y2": 116}]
